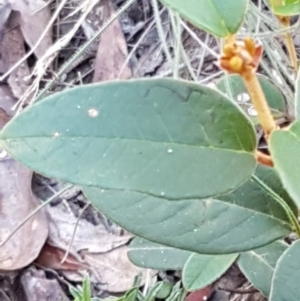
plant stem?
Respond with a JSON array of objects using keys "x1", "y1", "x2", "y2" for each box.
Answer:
[
  {"x1": 255, "y1": 151, "x2": 273, "y2": 167},
  {"x1": 242, "y1": 69, "x2": 277, "y2": 136},
  {"x1": 277, "y1": 15, "x2": 298, "y2": 71},
  {"x1": 252, "y1": 174, "x2": 300, "y2": 237}
]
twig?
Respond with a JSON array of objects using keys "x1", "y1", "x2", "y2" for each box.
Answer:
[
  {"x1": 151, "y1": 0, "x2": 173, "y2": 70},
  {"x1": 218, "y1": 286, "x2": 258, "y2": 294},
  {"x1": 61, "y1": 201, "x2": 91, "y2": 264},
  {"x1": 0, "y1": 0, "x2": 68, "y2": 82},
  {"x1": 35, "y1": 0, "x2": 138, "y2": 102}
]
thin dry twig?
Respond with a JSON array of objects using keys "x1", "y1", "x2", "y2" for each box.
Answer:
[
  {"x1": 0, "y1": 0, "x2": 67, "y2": 82},
  {"x1": 60, "y1": 201, "x2": 91, "y2": 264}
]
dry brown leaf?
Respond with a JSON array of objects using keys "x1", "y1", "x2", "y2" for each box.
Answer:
[
  {"x1": 93, "y1": 0, "x2": 132, "y2": 82},
  {"x1": 1, "y1": 11, "x2": 32, "y2": 99},
  {"x1": 185, "y1": 286, "x2": 213, "y2": 301},
  {"x1": 212, "y1": 266, "x2": 246, "y2": 301},
  {"x1": 0, "y1": 2, "x2": 11, "y2": 31},
  {"x1": 46, "y1": 203, "x2": 153, "y2": 293},
  {"x1": 46, "y1": 203, "x2": 131, "y2": 255},
  {"x1": 10, "y1": 0, "x2": 52, "y2": 59},
  {"x1": 134, "y1": 44, "x2": 164, "y2": 77},
  {"x1": 81, "y1": 246, "x2": 152, "y2": 293},
  {"x1": 21, "y1": 267, "x2": 69, "y2": 301},
  {"x1": 36, "y1": 243, "x2": 88, "y2": 271},
  {"x1": 0, "y1": 157, "x2": 49, "y2": 270},
  {"x1": 0, "y1": 108, "x2": 48, "y2": 270},
  {"x1": 0, "y1": 107, "x2": 10, "y2": 127},
  {"x1": 0, "y1": 84, "x2": 15, "y2": 127},
  {"x1": 0, "y1": 84, "x2": 17, "y2": 116}
]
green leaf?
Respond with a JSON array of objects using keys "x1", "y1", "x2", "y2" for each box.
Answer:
[
  {"x1": 182, "y1": 253, "x2": 238, "y2": 291},
  {"x1": 69, "y1": 287, "x2": 82, "y2": 300},
  {"x1": 144, "y1": 282, "x2": 165, "y2": 301},
  {"x1": 269, "y1": 240, "x2": 300, "y2": 301},
  {"x1": 102, "y1": 287, "x2": 139, "y2": 301},
  {"x1": 82, "y1": 275, "x2": 92, "y2": 301},
  {"x1": 270, "y1": 121, "x2": 300, "y2": 207},
  {"x1": 159, "y1": 0, "x2": 248, "y2": 37},
  {"x1": 123, "y1": 288, "x2": 139, "y2": 301},
  {"x1": 238, "y1": 240, "x2": 288, "y2": 297},
  {"x1": 83, "y1": 187, "x2": 291, "y2": 254},
  {"x1": 217, "y1": 74, "x2": 287, "y2": 126},
  {"x1": 165, "y1": 283, "x2": 184, "y2": 301},
  {"x1": 0, "y1": 79, "x2": 257, "y2": 200},
  {"x1": 155, "y1": 282, "x2": 173, "y2": 299},
  {"x1": 128, "y1": 238, "x2": 192, "y2": 270},
  {"x1": 268, "y1": 0, "x2": 300, "y2": 16},
  {"x1": 218, "y1": 164, "x2": 297, "y2": 223},
  {"x1": 295, "y1": 70, "x2": 300, "y2": 120}
]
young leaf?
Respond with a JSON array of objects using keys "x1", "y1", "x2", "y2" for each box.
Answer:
[
  {"x1": 182, "y1": 253, "x2": 238, "y2": 291},
  {"x1": 217, "y1": 74, "x2": 287, "y2": 126},
  {"x1": 143, "y1": 282, "x2": 165, "y2": 301},
  {"x1": 69, "y1": 286, "x2": 82, "y2": 300},
  {"x1": 238, "y1": 240, "x2": 288, "y2": 297},
  {"x1": 83, "y1": 186, "x2": 291, "y2": 254},
  {"x1": 165, "y1": 283, "x2": 184, "y2": 301},
  {"x1": 122, "y1": 287, "x2": 139, "y2": 301},
  {"x1": 0, "y1": 79, "x2": 257, "y2": 200},
  {"x1": 128, "y1": 238, "x2": 192, "y2": 270},
  {"x1": 269, "y1": 240, "x2": 300, "y2": 301},
  {"x1": 100, "y1": 287, "x2": 139, "y2": 301},
  {"x1": 82, "y1": 275, "x2": 92, "y2": 301},
  {"x1": 158, "y1": 0, "x2": 248, "y2": 37},
  {"x1": 155, "y1": 282, "x2": 173, "y2": 299},
  {"x1": 270, "y1": 121, "x2": 300, "y2": 207},
  {"x1": 268, "y1": 0, "x2": 300, "y2": 16}
]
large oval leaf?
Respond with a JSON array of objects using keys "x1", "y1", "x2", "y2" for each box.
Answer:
[
  {"x1": 268, "y1": 0, "x2": 300, "y2": 16},
  {"x1": 83, "y1": 187, "x2": 291, "y2": 254},
  {"x1": 159, "y1": 0, "x2": 248, "y2": 37},
  {"x1": 128, "y1": 238, "x2": 192, "y2": 270},
  {"x1": 182, "y1": 253, "x2": 238, "y2": 291},
  {"x1": 0, "y1": 79, "x2": 256, "y2": 200},
  {"x1": 218, "y1": 164, "x2": 297, "y2": 223},
  {"x1": 270, "y1": 121, "x2": 300, "y2": 207},
  {"x1": 238, "y1": 240, "x2": 288, "y2": 297},
  {"x1": 269, "y1": 240, "x2": 300, "y2": 301}
]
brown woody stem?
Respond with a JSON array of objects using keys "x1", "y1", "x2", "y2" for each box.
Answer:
[
  {"x1": 255, "y1": 151, "x2": 273, "y2": 167},
  {"x1": 241, "y1": 69, "x2": 277, "y2": 136}
]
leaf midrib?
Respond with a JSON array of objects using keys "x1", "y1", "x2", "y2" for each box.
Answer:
[
  {"x1": 209, "y1": 0, "x2": 229, "y2": 35},
  {"x1": 1, "y1": 136, "x2": 255, "y2": 154}
]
